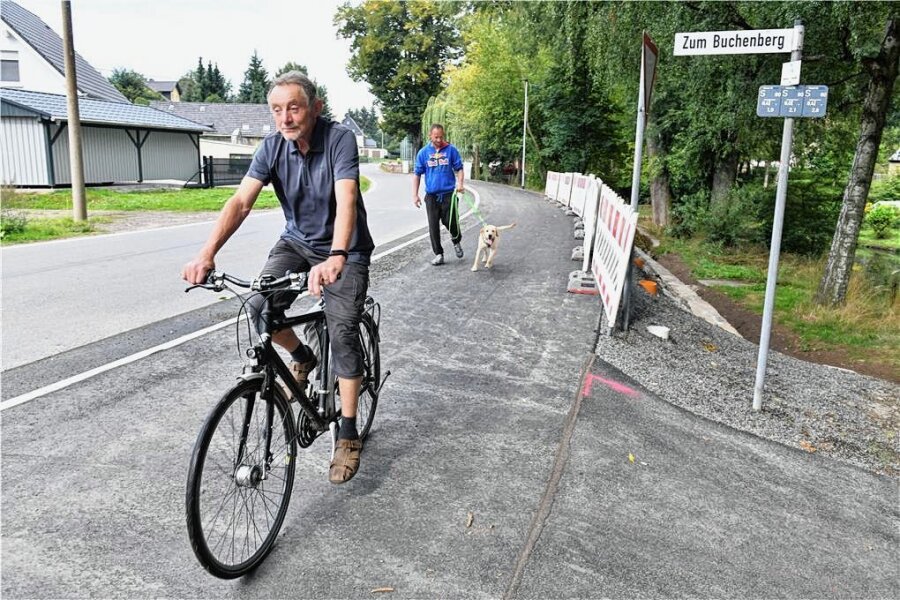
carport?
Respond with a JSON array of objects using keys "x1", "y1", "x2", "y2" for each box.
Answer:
[{"x1": 0, "y1": 89, "x2": 211, "y2": 187}]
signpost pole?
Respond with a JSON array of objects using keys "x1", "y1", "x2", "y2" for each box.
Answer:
[{"x1": 753, "y1": 20, "x2": 804, "y2": 411}]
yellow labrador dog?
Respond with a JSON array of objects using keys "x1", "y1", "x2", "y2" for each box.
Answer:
[{"x1": 471, "y1": 222, "x2": 517, "y2": 271}]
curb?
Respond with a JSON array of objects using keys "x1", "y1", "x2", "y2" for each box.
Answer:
[{"x1": 633, "y1": 244, "x2": 743, "y2": 338}]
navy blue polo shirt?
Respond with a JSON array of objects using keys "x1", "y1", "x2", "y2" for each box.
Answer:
[{"x1": 247, "y1": 117, "x2": 374, "y2": 265}]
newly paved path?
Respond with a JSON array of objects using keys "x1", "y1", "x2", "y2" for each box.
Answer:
[{"x1": 1, "y1": 181, "x2": 896, "y2": 598}]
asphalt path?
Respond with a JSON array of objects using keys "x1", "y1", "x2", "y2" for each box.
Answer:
[
  {"x1": 0, "y1": 162, "x2": 418, "y2": 371},
  {"x1": 1, "y1": 182, "x2": 896, "y2": 598}
]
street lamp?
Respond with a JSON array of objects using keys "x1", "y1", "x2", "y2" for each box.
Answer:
[{"x1": 521, "y1": 79, "x2": 528, "y2": 189}]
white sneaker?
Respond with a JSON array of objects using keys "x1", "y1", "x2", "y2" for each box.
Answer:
[
  {"x1": 453, "y1": 243, "x2": 464, "y2": 259},
  {"x1": 431, "y1": 254, "x2": 444, "y2": 266}
]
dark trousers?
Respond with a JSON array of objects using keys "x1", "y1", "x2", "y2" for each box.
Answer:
[
  {"x1": 424, "y1": 192, "x2": 461, "y2": 256},
  {"x1": 246, "y1": 238, "x2": 369, "y2": 378}
]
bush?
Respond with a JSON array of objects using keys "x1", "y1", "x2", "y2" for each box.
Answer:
[
  {"x1": 0, "y1": 209, "x2": 27, "y2": 238},
  {"x1": 868, "y1": 175, "x2": 900, "y2": 203},
  {"x1": 706, "y1": 186, "x2": 767, "y2": 248},
  {"x1": 668, "y1": 190, "x2": 710, "y2": 239},
  {"x1": 759, "y1": 179, "x2": 841, "y2": 256},
  {"x1": 866, "y1": 203, "x2": 899, "y2": 238}
]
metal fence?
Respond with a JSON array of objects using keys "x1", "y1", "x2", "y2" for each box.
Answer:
[{"x1": 201, "y1": 156, "x2": 252, "y2": 187}]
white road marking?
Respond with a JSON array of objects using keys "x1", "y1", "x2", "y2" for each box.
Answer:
[{"x1": 1, "y1": 188, "x2": 481, "y2": 410}]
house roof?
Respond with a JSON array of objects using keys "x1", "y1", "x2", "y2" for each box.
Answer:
[
  {"x1": 1, "y1": 88, "x2": 211, "y2": 132},
  {"x1": 149, "y1": 100, "x2": 274, "y2": 138},
  {"x1": 890, "y1": 149, "x2": 900, "y2": 163},
  {"x1": 341, "y1": 115, "x2": 364, "y2": 136},
  {"x1": 1, "y1": 0, "x2": 129, "y2": 103},
  {"x1": 147, "y1": 80, "x2": 180, "y2": 94}
]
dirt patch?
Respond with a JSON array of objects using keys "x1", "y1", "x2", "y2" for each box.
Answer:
[{"x1": 656, "y1": 252, "x2": 899, "y2": 384}]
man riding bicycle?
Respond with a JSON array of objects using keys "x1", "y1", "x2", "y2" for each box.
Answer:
[{"x1": 181, "y1": 71, "x2": 374, "y2": 484}]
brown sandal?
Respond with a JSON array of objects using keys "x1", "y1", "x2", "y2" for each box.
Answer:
[{"x1": 329, "y1": 438, "x2": 362, "y2": 484}]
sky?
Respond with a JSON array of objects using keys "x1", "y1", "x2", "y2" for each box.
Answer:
[{"x1": 14, "y1": 0, "x2": 377, "y2": 118}]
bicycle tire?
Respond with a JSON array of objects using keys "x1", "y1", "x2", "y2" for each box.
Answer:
[
  {"x1": 355, "y1": 312, "x2": 380, "y2": 440},
  {"x1": 186, "y1": 378, "x2": 296, "y2": 579}
]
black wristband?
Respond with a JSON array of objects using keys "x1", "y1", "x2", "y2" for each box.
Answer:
[{"x1": 329, "y1": 249, "x2": 349, "y2": 258}]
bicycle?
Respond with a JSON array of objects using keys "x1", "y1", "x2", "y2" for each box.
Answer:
[{"x1": 184, "y1": 270, "x2": 389, "y2": 579}]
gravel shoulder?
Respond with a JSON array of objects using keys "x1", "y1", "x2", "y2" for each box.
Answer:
[{"x1": 598, "y1": 253, "x2": 900, "y2": 477}]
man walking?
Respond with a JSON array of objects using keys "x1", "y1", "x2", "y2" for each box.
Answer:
[{"x1": 412, "y1": 123, "x2": 465, "y2": 265}]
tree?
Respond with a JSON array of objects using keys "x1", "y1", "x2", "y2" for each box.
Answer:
[
  {"x1": 108, "y1": 68, "x2": 162, "y2": 105},
  {"x1": 817, "y1": 18, "x2": 899, "y2": 306},
  {"x1": 335, "y1": 0, "x2": 462, "y2": 148},
  {"x1": 238, "y1": 51, "x2": 270, "y2": 103},
  {"x1": 179, "y1": 57, "x2": 230, "y2": 102},
  {"x1": 275, "y1": 62, "x2": 309, "y2": 77}
]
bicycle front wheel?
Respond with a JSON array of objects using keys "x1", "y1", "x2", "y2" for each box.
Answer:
[{"x1": 186, "y1": 378, "x2": 296, "y2": 579}]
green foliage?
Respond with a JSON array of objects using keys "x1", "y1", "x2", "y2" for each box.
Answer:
[
  {"x1": 761, "y1": 176, "x2": 842, "y2": 256},
  {"x1": 108, "y1": 69, "x2": 163, "y2": 104},
  {"x1": 706, "y1": 185, "x2": 768, "y2": 248},
  {"x1": 335, "y1": 0, "x2": 462, "y2": 146},
  {"x1": 180, "y1": 58, "x2": 231, "y2": 102},
  {"x1": 866, "y1": 203, "x2": 900, "y2": 238},
  {"x1": 3, "y1": 188, "x2": 280, "y2": 212},
  {"x1": 0, "y1": 216, "x2": 96, "y2": 244},
  {"x1": 868, "y1": 175, "x2": 900, "y2": 203},
  {"x1": 238, "y1": 51, "x2": 270, "y2": 103},
  {"x1": 668, "y1": 190, "x2": 710, "y2": 239},
  {"x1": 0, "y1": 209, "x2": 27, "y2": 238}
]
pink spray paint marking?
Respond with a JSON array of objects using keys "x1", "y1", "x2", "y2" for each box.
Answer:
[{"x1": 581, "y1": 373, "x2": 640, "y2": 398}]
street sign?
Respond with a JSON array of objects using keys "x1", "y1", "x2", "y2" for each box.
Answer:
[
  {"x1": 756, "y1": 85, "x2": 828, "y2": 118},
  {"x1": 674, "y1": 28, "x2": 798, "y2": 56},
  {"x1": 802, "y1": 85, "x2": 828, "y2": 117},
  {"x1": 781, "y1": 60, "x2": 801, "y2": 85},
  {"x1": 781, "y1": 86, "x2": 804, "y2": 116},
  {"x1": 757, "y1": 86, "x2": 782, "y2": 117}
]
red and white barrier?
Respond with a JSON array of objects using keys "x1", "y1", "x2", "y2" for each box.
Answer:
[
  {"x1": 556, "y1": 172, "x2": 575, "y2": 207},
  {"x1": 544, "y1": 171, "x2": 560, "y2": 199},
  {"x1": 591, "y1": 185, "x2": 637, "y2": 329},
  {"x1": 569, "y1": 174, "x2": 591, "y2": 217},
  {"x1": 580, "y1": 177, "x2": 602, "y2": 273}
]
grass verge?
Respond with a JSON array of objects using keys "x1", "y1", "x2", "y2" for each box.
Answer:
[
  {"x1": 1, "y1": 176, "x2": 371, "y2": 244},
  {"x1": 654, "y1": 232, "x2": 899, "y2": 376}
]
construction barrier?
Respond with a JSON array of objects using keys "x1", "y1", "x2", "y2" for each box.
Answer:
[
  {"x1": 544, "y1": 171, "x2": 560, "y2": 199},
  {"x1": 591, "y1": 185, "x2": 637, "y2": 329},
  {"x1": 556, "y1": 172, "x2": 575, "y2": 208},
  {"x1": 569, "y1": 174, "x2": 592, "y2": 217},
  {"x1": 580, "y1": 178, "x2": 602, "y2": 273}
]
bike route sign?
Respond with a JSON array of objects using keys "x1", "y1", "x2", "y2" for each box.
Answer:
[{"x1": 757, "y1": 85, "x2": 828, "y2": 118}]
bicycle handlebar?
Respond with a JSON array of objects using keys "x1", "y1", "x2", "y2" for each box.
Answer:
[{"x1": 184, "y1": 270, "x2": 309, "y2": 294}]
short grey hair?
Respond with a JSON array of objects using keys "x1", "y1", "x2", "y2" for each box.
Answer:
[{"x1": 268, "y1": 70, "x2": 317, "y2": 105}]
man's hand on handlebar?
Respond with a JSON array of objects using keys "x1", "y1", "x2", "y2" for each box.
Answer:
[
  {"x1": 309, "y1": 256, "x2": 345, "y2": 297},
  {"x1": 182, "y1": 256, "x2": 215, "y2": 285}
]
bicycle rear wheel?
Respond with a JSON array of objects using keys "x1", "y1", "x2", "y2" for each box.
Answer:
[
  {"x1": 186, "y1": 378, "x2": 296, "y2": 579},
  {"x1": 355, "y1": 312, "x2": 380, "y2": 440}
]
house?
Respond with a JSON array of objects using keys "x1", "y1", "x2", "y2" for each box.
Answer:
[
  {"x1": 147, "y1": 80, "x2": 181, "y2": 102},
  {"x1": 890, "y1": 148, "x2": 900, "y2": 177},
  {"x1": 341, "y1": 114, "x2": 387, "y2": 159},
  {"x1": 0, "y1": 0, "x2": 212, "y2": 187},
  {"x1": 149, "y1": 100, "x2": 274, "y2": 158},
  {"x1": 0, "y1": 0, "x2": 127, "y2": 102},
  {"x1": 1, "y1": 88, "x2": 210, "y2": 186}
]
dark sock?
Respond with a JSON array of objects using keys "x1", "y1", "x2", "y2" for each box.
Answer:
[
  {"x1": 290, "y1": 342, "x2": 314, "y2": 363},
  {"x1": 338, "y1": 416, "x2": 358, "y2": 440}
]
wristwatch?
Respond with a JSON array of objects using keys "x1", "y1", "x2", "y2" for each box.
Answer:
[{"x1": 329, "y1": 249, "x2": 349, "y2": 258}]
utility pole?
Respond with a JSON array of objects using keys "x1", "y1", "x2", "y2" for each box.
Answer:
[{"x1": 61, "y1": 0, "x2": 86, "y2": 221}]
